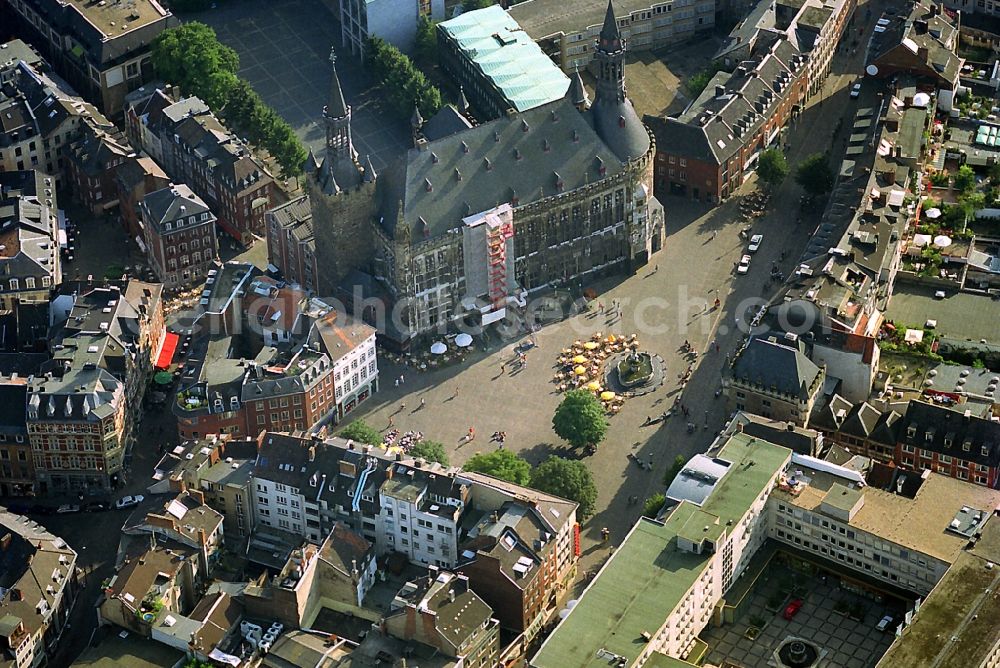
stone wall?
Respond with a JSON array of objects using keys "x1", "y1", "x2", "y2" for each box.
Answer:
[{"x1": 310, "y1": 179, "x2": 379, "y2": 293}]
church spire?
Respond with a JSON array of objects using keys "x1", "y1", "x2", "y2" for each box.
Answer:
[
  {"x1": 323, "y1": 48, "x2": 354, "y2": 159},
  {"x1": 326, "y1": 50, "x2": 349, "y2": 119},
  {"x1": 598, "y1": 0, "x2": 623, "y2": 54},
  {"x1": 570, "y1": 66, "x2": 589, "y2": 110},
  {"x1": 594, "y1": 0, "x2": 626, "y2": 105}
]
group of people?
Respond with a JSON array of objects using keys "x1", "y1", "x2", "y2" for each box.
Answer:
[
  {"x1": 384, "y1": 429, "x2": 424, "y2": 452},
  {"x1": 489, "y1": 431, "x2": 508, "y2": 447}
]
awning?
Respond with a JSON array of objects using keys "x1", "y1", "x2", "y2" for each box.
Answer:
[{"x1": 155, "y1": 332, "x2": 180, "y2": 370}]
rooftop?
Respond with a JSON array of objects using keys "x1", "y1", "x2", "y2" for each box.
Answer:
[
  {"x1": 531, "y1": 434, "x2": 790, "y2": 668},
  {"x1": 439, "y1": 6, "x2": 570, "y2": 113},
  {"x1": 773, "y1": 459, "x2": 1000, "y2": 563},
  {"x1": 877, "y1": 520, "x2": 1000, "y2": 668},
  {"x1": 508, "y1": 0, "x2": 661, "y2": 41},
  {"x1": 67, "y1": 0, "x2": 171, "y2": 38},
  {"x1": 70, "y1": 628, "x2": 185, "y2": 668}
]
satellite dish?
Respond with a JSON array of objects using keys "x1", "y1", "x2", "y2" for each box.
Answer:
[{"x1": 866, "y1": 64, "x2": 879, "y2": 76}]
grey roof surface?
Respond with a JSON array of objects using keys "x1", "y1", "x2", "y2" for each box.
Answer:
[
  {"x1": 870, "y1": 0, "x2": 961, "y2": 87},
  {"x1": 421, "y1": 105, "x2": 474, "y2": 142},
  {"x1": 141, "y1": 184, "x2": 214, "y2": 233},
  {"x1": 664, "y1": 454, "x2": 731, "y2": 506},
  {"x1": 376, "y1": 98, "x2": 624, "y2": 241},
  {"x1": 508, "y1": 0, "x2": 661, "y2": 40},
  {"x1": 731, "y1": 334, "x2": 822, "y2": 399},
  {"x1": 901, "y1": 400, "x2": 1000, "y2": 468}
]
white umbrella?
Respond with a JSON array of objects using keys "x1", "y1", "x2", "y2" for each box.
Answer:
[
  {"x1": 913, "y1": 92, "x2": 931, "y2": 108},
  {"x1": 934, "y1": 235, "x2": 952, "y2": 248},
  {"x1": 924, "y1": 208, "x2": 941, "y2": 219},
  {"x1": 912, "y1": 234, "x2": 932, "y2": 247},
  {"x1": 454, "y1": 333, "x2": 473, "y2": 348},
  {"x1": 430, "y1": 342, "x2": 447, "y2": 355}
]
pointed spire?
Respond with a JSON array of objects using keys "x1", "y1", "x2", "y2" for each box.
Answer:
[
  {"x1": 326, "y1": 49, "x2": 349, "y2": 119},
  {"x1": 598, "y1": 0, "x2": 623, "y2": 53},
  {"x1": 305, "y1": 147, "x2": 319, "y2": 174},
  {"x1": 570, "y1": 66, "x2": 589, "y2": 109},
  {"x1": 457, "y1": 86, "x2": 470, "y2": 115},
  {"x1": 363, "y1": 154, "x2": 377, "y2": 183},
  {"x1": 411, "y1": 105, "x2": 424, "y2": 129}
]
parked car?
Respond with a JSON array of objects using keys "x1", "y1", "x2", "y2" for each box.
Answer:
[
  {"x1": 748, "y1": 234, "x2": 763, "y2": 253},
  {"x1": 737, "y1": 255, "x2": 752, "y2": 274},
  {"x1": 114, "y1": 495, "x2": 144, "y2": 510},
  {"x1": 783, "y1": 598, "x2": 804, "y2": 620},
  {"x1": 850, "y1": 82, "x2": 862, "y2": 99},
  {"x1": 56, "y1": 504, "x2": 81, "y2": 514},
  {"x1": 876, "y1": 615, "x2": 895, "y2": 632},
  {"x1": 83, "y1": 501, "x2": 110, "y2": 512}
]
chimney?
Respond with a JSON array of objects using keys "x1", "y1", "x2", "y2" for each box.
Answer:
[
  {"x1": 308, "y1": 445, "x2": 316, "y2": 462},
  {"x1": 715, "y1": 85, "x2": 726, "y2": 99}
]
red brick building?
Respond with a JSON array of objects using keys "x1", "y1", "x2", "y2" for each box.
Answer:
[
  {"x1": 65, "y1": 124, "x2": 133, "y2": 215},
  {"x1": 139, "y1": 184, "x2": 219, "y2": 289},
  {"x1": 116, "y1": 155, "x2": 170, "y2": 240},
  {"x1": 644, "y1": 39, "x2": 809, "y2": 203},
  {"x1": 265, "y1": 195, "x2": 319, "y2": 292}
]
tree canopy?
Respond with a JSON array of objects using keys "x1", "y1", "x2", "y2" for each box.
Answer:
[
  {"x1": 529, "y1": 456, "x2": 598, "y2": 519},
  {"x1": 685, "y1": 63, "x2": 722, "y2": 98},
  {"x1": 414, "y1": 16, "x2": 438, "y2": 67},
  {"x1": 151, "y1": 23, "x2": 239, "y2": 109},
  {"x1": 463, "y1": 450, "x2": 531, "y2": 486},
  {"x1": 338, "y1": 420, "x2": 382, "y2": 446},
  {"x1": 954, "y1": 164, "x2": 976, "y2": 193},
  {"x1": 662, "y1": 455, "x2": 686, "y2": 487},
  {"x1": 151, "y1": 22, "x2": 306, "y2": 177},
  {"x1": 408, "y1": 440, "x2": 449, "y2": 466},
  {"x1": 795, "y1": 153, "x2": 834, "y2": 198},
  {"x1": 757, "y1": 148, "x2": 789, "y2": 190},
  {"x1": 642, "y1": 493, "x2": 665, "y2": 519},
  {"x1": 366, "y1": 36, "x2": 442, "y2": 120},
  {"x1": 552, "y1": 390, "x2": 608, "y2": 449}
]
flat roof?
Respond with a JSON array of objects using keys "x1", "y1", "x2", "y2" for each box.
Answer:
[
  {"x1": 70, "y1": 0, "x2": 171, "y2": 38},
  {"x1": 508, "y1": 0, "x2": 657, "y2": 41},
  {"x1": 532, "y1": 434, "x2": 789, "y2": 668},
  {"x1": 773, "y1": 464, "x2": 1000, "y2": 563},
  {"x1": 71, "y1": 629, "x2": 185, "y2": 668},
  {"x1": 877, "y1": 528, "x2": 1000, "y2": 668},
  {"x1": 440, "y1": 6, "x2": 569, "y2": 112}
]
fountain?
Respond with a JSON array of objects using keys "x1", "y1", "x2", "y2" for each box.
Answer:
[
  {"x1": 773, "y1": 637, "x2": 824, "y2": 668},
  {"x1": 616, "y1": 351, "x2": 654, "y2": 388}
]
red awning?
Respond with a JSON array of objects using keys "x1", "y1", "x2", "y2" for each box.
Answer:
[{"x1": 155, "y1": 332, "x2": 180, "y2": 370}]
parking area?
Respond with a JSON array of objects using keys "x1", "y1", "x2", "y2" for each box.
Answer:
[
  {"x1": 886, "y1": 286, "x2": 999, "y2": 344},
  {"x1": 193, "y1": 0, "x2": 411, "y2": 173},
  {"x1": 702, "y1": 551, "x2": 903, "y2": 668}
]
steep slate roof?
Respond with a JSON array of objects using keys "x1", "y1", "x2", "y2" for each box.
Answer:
[
  {"x1": 902, "y1": 400, "x2": 1000, "y2": 468},
  {"x1": 439, "y1": 6, "x2": 570, "y2": 113},
  {"x1": 0, "y1": 170, "x2": 60, "y2": 287},
  {"x1": 421, "y1": 105, "x2": 474, "y2": 143},
  {"x1": 645, "y1": 41, "x2": 805, "y2": 166},
  {"x1": 871, "y1": 0, "x2": 961, "y2": 87},
  {"x1": 731, "y1": 334, "x2": 822, "y2": 399},
  {"x1": 377, "y1": 98, "x2": 622, "y2": 240},
  {"x1": 268, "y1": 195, "x2": 314, "y2": 245},
  {"x1": 141, "y1": 184, "x2": 213, "y2": 233}
]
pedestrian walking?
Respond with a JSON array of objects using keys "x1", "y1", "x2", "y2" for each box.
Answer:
[
  {"x1": 467, "y1": 427, "x2": 476, "y2": 442},
  {"x1": 394, "y1": 378, "x2": 399, "y2": 388},
  {"x1": 399, "y1": 374, "x2": 405, "y2": 385},
  {"x1": 599, "y1": 302, "x2": 605, "y2": 314},
  {"x1": 419, "y1": 398, "x2": 426, "y2": 409},
  {"x1": 453, "y1": 388, "x2": 460, "y2": 399},
  {"x1": 500, "y1": 361, "x2": 506, "y2": 373},
  {"x1": 715, "y1": 342, "x2": 721, "y2": 353},
  {"x1": 601, "y1": 527, "x2": 610, "y2": 542},
  {"x1": 400, "y1": 403, "x2": 406, "y2": 412},
  {"x1": 647, "y1": 456, "x2": 653, "y2": 469},
  {"x1": 388, "y1": 415, "x2": 394, "y2": 427}
]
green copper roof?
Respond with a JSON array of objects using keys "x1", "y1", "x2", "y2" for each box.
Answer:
[
  {"x1": 440, "y1": 6, "x2": 570, "y2": 112},
  {"x1": 531, "y1": 434, "x2": 790, "y2": 668}
]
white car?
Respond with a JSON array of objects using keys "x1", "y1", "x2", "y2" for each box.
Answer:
[
  {"x1": 850, "y1": 82, "x2": 862, "y2": 99},
  {"x1": 748, "y1": 234, "x2": 763, "y2": 253},
  {"x1": 876, "y1": 17, "x2": 890, "y2": 26},
  {"x1": 876, "y1": 615, "x2": 895, "y2": 632},
  {"x1": 115, "y1": 495, "x2": 144, "y2": 510},
  {"x1": 737, "y1": 255, "x2": 752, "y2": 274}
]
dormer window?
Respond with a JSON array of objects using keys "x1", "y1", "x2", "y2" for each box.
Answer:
[
  {"x1": 906, "y1": 425, "x2": 916, "y2": 439},
  {"x1": 925, "y1": 429, "x2": 934, "y2": 442}
]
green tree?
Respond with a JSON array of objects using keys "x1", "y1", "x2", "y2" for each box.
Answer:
[
  {"x1": 408, "y1": 440, "x2": 449, "y2": 466},
  {"x1": 552, "y1": 390, "x2": 608, "y2": 449},
  {"x1": 987, "y1": 161, "x2": 1000, "y2": 184},
  {"x1": 642, "y1": 493, "x2": 665, "y2": 519},
  {"x1": 339, "y1": 420, "x2": 382, "y2": 446},
  {"x1": 414, "y1": 16, "x2": 438, "y2": 67},
  {"x1": 685, "y1": 63, "x2": 722, "y2": 98},
  {"x1": 954, "y1": 164, "x2": 976, "y2": 193},
  {"x1": 529, "y1": 456, "x2": 598, "y2": 519},
  {"x1": 366, "y1": 36, "x2": 442, "y2": 120},
  {"x1": 462, "y1": 0, "x2": 494, "y2": 11},
  {"x1": 463, "y1": 450, "x2": 531, "y2": 486},
  {"x1": 662, "y1": 455, "x2": 686, "y2": 487},
  {"x1": 151, "y1": 23, "x2": 239, "y2": 109},
  {"x1": 757, "y1": 148, "x2": 789, "y2": 190},
  {"x1": 795, "y1": 152, "x2": 834, "y2": 198}
]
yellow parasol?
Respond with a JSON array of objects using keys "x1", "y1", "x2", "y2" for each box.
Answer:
[
  {"x1": 606, "y1": 334, "x2": 617, "y2": 343},
  {"x1": 583, "y1": 341, "x2": 599, "y2": 350},
  {"x1": 586, "y1": 381, "x2": 602, "y2": 391},
  {"x1": 600, "y1": 391, "x2": 617, "y2": 401},
  {"x1": 574, "y1": 365, "x2": 587, "y2": 376},
  {"x1": 572, "y1": 354, "x2": 587, "y2": 364}
]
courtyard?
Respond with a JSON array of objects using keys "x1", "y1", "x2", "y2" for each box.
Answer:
[{"x1": 701, "y1": 550, "x2": 905, "y2": 668}]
